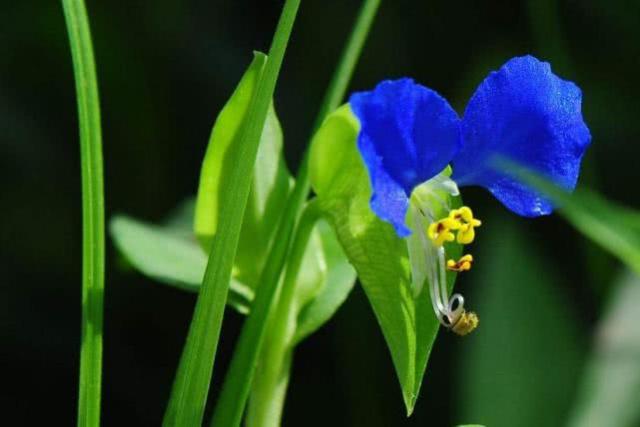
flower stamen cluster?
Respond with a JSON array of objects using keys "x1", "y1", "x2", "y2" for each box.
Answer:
[{"x1": 423, "y1": 203, "x2": 481, "y2": 335}]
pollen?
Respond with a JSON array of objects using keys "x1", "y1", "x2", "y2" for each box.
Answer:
[
  {"x1": 447, "y1": 254, "x2": 474, "y2": 272},
  {"x1": 451, "y1": 311, "x2": 479, "y2": 336},
  {"x1": 449, "y1": 206, "x2": 481, "y2": 244},
  {"x1": 427, "y1": 218, "x2": 457, "y2": 246}
]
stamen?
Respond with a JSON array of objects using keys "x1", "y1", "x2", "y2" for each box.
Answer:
[
  {"x1": 427, "y1": 219, "x2": 457, "y2": 246},
  {"x1": 448, "y1": 206, "x2": 482, "y2": 244},
  {"x1": 451, "y1": 311, "x2": 479, "y2": 336},
  {"x1": 407, "y1": 181, "x2": 480, "y2": 336},
  {"x1": 447, "y1": 254, "x2": 474, "y2": 272}
]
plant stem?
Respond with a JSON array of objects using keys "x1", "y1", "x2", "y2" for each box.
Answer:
[
  {"x1": 211, "y1": 1, "x2": 382, "y2": 425},
  {"x1": 312, "y1": 0, "x2": 382, "y2": 130},
  {"x1": 61, "y1": 1, "x2": 106, "y2": 426},
  {"x1": 162, "y1": 0, "x2": 301, "y2": 425},
  {"x1": 245, "y1": 203, "x2": 320, "y2": 427}
]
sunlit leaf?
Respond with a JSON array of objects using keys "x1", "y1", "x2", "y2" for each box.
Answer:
[
  {"x1": 194, "y1": 58, "x2": 291, "y2": 287},
  {"x1": 567, "y1": 271, "x2": 640, "y2": 427},
  {"x1": 309, "y1": 104, "x2": 462, "y2": 414}
]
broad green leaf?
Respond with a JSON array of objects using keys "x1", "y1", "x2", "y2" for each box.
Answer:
[
  {"x1": 457, "y1": 216, "x2": 583, "y2": 427},
  {"x1": 110, "y1": 207, "x2": 355, "y2": 338},
  {"x1": 309, "y1": 104, "x2": 462, "y2": 414},
  {"x1": 109, "y1": 214, "x2": 253, "y2": 314},
  {"x1": 194, "y1": 53, "x2": 290, "y2": 288},
  {"x1": 506, "y1": 163, "x2": 640, "y2": 275},
  {"x1": 567, "y1": 271, "x2": 640, "y2": 427}
]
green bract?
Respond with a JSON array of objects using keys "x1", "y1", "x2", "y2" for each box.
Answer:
[{"x1": 309, "y1": 104, "x2": 463, "y2": 413}]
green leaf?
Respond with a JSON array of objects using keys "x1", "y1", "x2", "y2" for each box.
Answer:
[
  {"x1": 293, "y1": 219, "x2": 357, "y2": 343},
  {"x1": 109, "y1": 201, "x2": 354, "y2": 329},
  {"x1": 109, "y1": 214, "x2": 253, "y2": 314},
  {"x1": 61, "y1": 0, "x2": 105, "y2": 425},
  {"x1": 194, "y1": 54, "x2": 291, "y2": 288},
  {"x1": 505, "y1": 163, "x2": 640, "y2": 275},
  {"x1": 212, "y1": 1, "x2": 381, "y2": 423},
  {"x1": 457, "y1": 216, "x2": 583, "y2": 426},
  {"x1": 567, "y1": 271, "x2": 640, "y2": 427},
  {"x1": 164, "y1": 0, "x2": 300, "y2": 418},
  {"x1": 309, "y1": 104, "x2": 462, "y2": 414}
]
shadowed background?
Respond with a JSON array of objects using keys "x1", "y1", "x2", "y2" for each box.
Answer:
[{"x1": 2, "y1": 0, "x2": 639, "y2": 425}]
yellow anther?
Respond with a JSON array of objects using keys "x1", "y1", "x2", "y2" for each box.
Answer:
[
  {"x1": 449, "y1": 206, "x2": 481, "y2": 245},
  {"x1": 427, "y1": 218, "x2": 457, "y2": 247},
  {"x1": 447, "y1": 254, "x2": 474, "y2": 272},
  {"x1": 451, "y1": 311, "x2": 479, "y2": 336},
  {"x1": 457, "y1": 223, "x2": 476, "y2": 244}
]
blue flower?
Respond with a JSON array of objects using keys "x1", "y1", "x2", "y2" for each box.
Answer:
[
  {"x1": 350, "y1": 78, "x2": 461, "y2": 237},
  {"x1": 349, "y1": 55, "x2": 591, "y2": 334},
  {"x1": 453, "y1": 56, "x2": 592, "y2": 217},
  {"x1": 349, "y1": 55, "x2": 591, "y2": 235}
]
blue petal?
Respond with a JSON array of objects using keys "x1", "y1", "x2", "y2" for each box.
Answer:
[
  {"x1": 350, "y1": 78, "x2": 461, "y2": 236},
  {"x1": 453, "y1": 55, "x2": 592, "y2": 217}
]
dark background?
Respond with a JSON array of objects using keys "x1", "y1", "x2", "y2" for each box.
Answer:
[{"x1": 2, "y1": 0, "x2": 639, "y2": 425}]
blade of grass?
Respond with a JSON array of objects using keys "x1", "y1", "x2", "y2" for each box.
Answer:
[
  {"x1": 162, "y1": 1, "x2": 302, "y2": 425},
  {"x1": 210, "y1": 1, "x2": 382, "y2": 426},
  {"x1": 501, "y1": 159, "x2": 640, "y2": 275},
  {"x1": 61, "y1": 1, "x2": 105, "y2": 426},
  {"x1": 243, "y1": 202, "x2": 320, "y2": 427},
  {"x1": 312, "y1": 0, "x2": 382, "y2": 130}
]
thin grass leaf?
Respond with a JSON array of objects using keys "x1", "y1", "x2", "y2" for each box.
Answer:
[
  {"x1": 211, "y1": 2, "x2": 381, "y2": 425},
  {"x1": 162, "y1": 1, "x2": 301, "y2": 424},
  {"x1": 194, "y1": 59, "x2": 291, "y2": 289},
  {"x1": 61, "y1": 1, "x2": 105, "y2": 425},
  {"x1": 504, "y1": 162, "x2": 640, "y2": 275}
]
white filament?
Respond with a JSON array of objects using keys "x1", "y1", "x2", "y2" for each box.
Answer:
[{"x1": 408, "y1": 172, "x2": 465, "y2": 328}]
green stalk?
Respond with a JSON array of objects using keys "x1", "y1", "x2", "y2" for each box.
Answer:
[
  {"x1": 211, "y1": 1, "x2": 381, "y2": 425},
  {"x1": 245, "y1": 203, "x2": 320, "y2": 427},
  {"x1": 162, "y1": 0, "x2": 301, "y2": 425},
  {"x1": 61, "y1": 1, "x2": 105, "y2": 426},
  {"x1": 312, "y1": 0, "x2": 382, "y2": 130}
]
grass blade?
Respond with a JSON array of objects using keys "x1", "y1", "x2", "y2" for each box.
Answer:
[
  {"x1": 502, "y1": 160, "x2": 640, "y2": 275},
  {"x1": 312, "y1": 0, "x2": 381, "y2": 129},
  {"x1": 162, "y1": 1, "x2": 302, "y2": 425},
  {"x1": 211, "y1": 1, "x2": 382, "y2": 425},
  {"x1": 61, "y1": 1, "x2": 105, "y2": 426}
]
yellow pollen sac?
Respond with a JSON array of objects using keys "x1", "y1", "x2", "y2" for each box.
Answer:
[
  {"x1": 427, "y1": 218, "x2": 457, "y2": 246},
  {"x1": 457, "y1": 223, "x2": 476, "y2": 244},
  {"x1": 447, "y1": 254, "x2": 474, "y2": 272},
  {"x1": 449, "y1": 206, "x2": 482, "y2": 244},
  {"x1": 451, "y1": 311, "x2": 479, "y2": 336}
]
